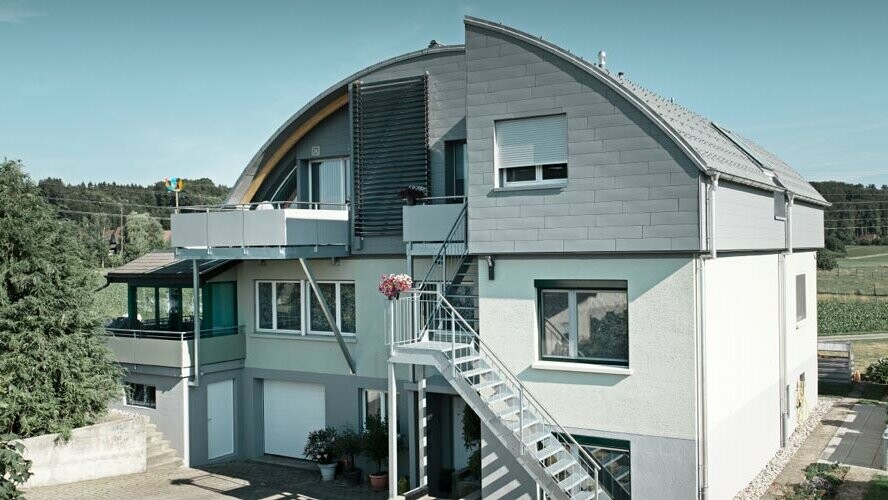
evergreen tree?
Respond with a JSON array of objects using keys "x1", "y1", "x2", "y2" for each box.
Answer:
[{"x1": 0, "y1": 160, "x2": 121, "y2": 438}]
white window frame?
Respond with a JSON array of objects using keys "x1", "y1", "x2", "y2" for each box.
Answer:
[
  {"x1": 494, "y1": 114, "x2": 568, "y2": 188},
  {"x1": 255, "y1": 280, "x2": 305, "y2": 334},
  {"x1": 308, "y1": 281, "x2": 356, "y2": 335},
  {"x1": 361, "y1": 389, "x2": 388, "y2": 428},
  {"x1": 308, "y1": 157, "x2": 348, "y2": 208}
]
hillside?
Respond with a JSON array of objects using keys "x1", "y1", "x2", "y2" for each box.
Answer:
[{"x1": 812, "y1": 181, "x2": 888, "y2": 243}]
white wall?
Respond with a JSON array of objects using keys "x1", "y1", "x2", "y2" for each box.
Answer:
[
  {"x1": 109, "y1": 371, "x2": 187, "y2": 459},
  {"x1": 784, "y1": 251, "x2": 819, "y2": 430},
  {"x1": 478, "y1": 256, "x2": 699, "y2": 499},
  {"x1": 703, "y1": 253, "x2": 781, "y2": 500}
]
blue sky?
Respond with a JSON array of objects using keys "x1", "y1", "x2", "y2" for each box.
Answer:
[{"x1": 1, "y1": 0, "x2": 886, "y2": 186}]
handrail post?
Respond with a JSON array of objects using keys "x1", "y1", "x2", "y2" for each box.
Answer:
[
  {"x1": 451, "y1": 313, "x2": 456, "y2": 378},
  {"x1": 594, "y1": 467, "x2": 600, "y2": 500},
  {"x1": 519, "y1": 386, "x2": 524, "y2": 455}
]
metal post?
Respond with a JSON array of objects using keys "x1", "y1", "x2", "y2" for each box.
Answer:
[
  {"x1": 418, "y1": 367, "x2": 427, "y2": 488},
  {"x1": 300, "y1": 258, "x2": 356, "y2": 375},
  {"x1": 594, "y1": 468, "x2": 600, "y2": 500},
  {"x1": 189, "y1": 259, "x2": 200, "y2": 387},
  {"x1": 519, "y1": 386, "x2": 524, "y2": 455},
  {"x1": 451, "y1": 316, "x2": 456, "y2": 378},
  {"x1": 388, "y1": 360, "x2": 398, "y2": 497}
]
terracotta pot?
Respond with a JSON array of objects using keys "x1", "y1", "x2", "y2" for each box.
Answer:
[{"x1": 369, "y1": 472, "x2": 388, "y2": 491}]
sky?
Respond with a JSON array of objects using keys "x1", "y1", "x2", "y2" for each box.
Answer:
[{"x1": 1, "y1": 0, "x2": 886, "y2": 187}]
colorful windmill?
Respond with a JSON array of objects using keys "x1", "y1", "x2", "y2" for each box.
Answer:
[{"x1": 164, "y1": 177, "x2": 184, "y2": 211}]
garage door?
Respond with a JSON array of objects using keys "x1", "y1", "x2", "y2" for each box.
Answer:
[
  {"x1": 207, "y1": 379, "x2": 234, "y2": 460},
  {"x1": 263, "y1": 380, "x2": 326, "y2": 458}
]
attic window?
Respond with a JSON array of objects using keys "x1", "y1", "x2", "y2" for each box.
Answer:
[
  {"x1": 774, "y1": 191, "x2": 786, "y2": 220},
  {"x1": 495, "y1": 115, "x2": 568, "y2": 187}
]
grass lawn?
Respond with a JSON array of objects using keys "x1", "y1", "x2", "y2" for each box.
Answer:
[
  {"x1": 818, "y1": 245, "x2": 888, "y2": 294},
  {"x1": 865, "y1": 474, "x2": 888, "y2": 500},
  {"x1": 853, "y1": 339, "x2": 888, "y2": 370}
]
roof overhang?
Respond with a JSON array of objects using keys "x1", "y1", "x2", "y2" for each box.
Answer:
[{"x1": 105, "y1": 251, "x2": 239, "y2": 287}]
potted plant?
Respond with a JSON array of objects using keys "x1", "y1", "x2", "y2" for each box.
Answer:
[
  {"x1": 398, "y1": 185, "x2": 428, "y2": 206},
  {"x1": 378, "y1": 273, "x2": 412, "y2": 300},
  {"x1": 304, "y1": 427, "x2": 339, "y2": 481},
  {"x1": 362, "y1": 414, "x2": 390, "y2": 491},
  {"x1": 336, "y1": 426, "x2": 363, "y2": 486}
]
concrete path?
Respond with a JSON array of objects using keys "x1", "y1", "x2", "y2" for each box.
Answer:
[
  {"x1": 24, "y1": 460, "x2": 390, "y2": 500},
  {"x1": 821, "y1": 332, "x2": 888, "y2": 341},
  {"x1": 820, "y1": 402, "x2": 887, "y2": 469}
]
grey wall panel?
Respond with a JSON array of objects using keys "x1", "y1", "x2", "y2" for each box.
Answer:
[
  {"x1": 464, "y1": 25, "x2": 701, "y2": 255},
  {"x1": 792, "y1": 202, "x2": 825, "y2": 249},
  {"x1": 715, "y1": 182, "x2": 787, "y2": 251},
  {"x1": 294, "y1": 106, "x2": 350, "y2": 160}
]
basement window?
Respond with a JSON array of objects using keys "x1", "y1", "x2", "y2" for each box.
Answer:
[
  {"x1": 536, "y1": 280, "x2": 628, "y2": 367},
  {"x1": 495, "y1": 115, "x2": 568, "y2": 188},
  {"x1": 361, "y1": 389, "x2": 388, "y2": 428},
  {"x1": 125, "y1": 382, "x2": 156, "y2": 409}
]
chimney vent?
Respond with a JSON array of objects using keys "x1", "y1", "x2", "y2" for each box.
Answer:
[{"x1": 598, "y1": 50, "x2": 606, "y2": 69}]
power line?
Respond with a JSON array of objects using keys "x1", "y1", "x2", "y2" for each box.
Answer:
[
  {"x1": 43, "y1": 196, "x2": 171, "y2": 210},
  {"x1": 56, "y1": 209, "x2": 171, "y2": 222}
]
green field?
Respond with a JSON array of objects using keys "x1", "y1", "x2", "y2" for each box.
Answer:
[{"x1": 819, "y1": 245, "x2": 888, "y2": 295}]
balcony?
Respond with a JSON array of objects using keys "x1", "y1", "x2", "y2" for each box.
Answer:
[
  {"x1": 171, "y1": 201, "x2": 350, "y2": 260},
  {"x1": 105, "y1": 325, "x2": 245, "y2": 369},
  {"x1": 403, "y1": 198, "x2": 466, "y2": 255}
]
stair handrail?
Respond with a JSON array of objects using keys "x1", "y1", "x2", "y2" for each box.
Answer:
[
  {"x1": 401, "y1": 289, "x2": 629, "y2": 498},
  {"x1": 414, "y1": 202, "x2": 468, "y2": 292}
]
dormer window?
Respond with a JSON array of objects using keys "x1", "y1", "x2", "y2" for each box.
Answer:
[{"x1": 495, "y1": 114, "x2": 568, "y2": 187}]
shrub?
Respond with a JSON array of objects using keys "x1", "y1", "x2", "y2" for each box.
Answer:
[
  {"x1": 0, "y1": 434, "x2": 31, "y2": 500},
  {"x1": 303, "y1": 427, "x2": 338, "y2": 464},
  {"x1": 362, "y1": 414, "x2": 389, "y2": 475},
  {"x1": 864, "y1": 358, "x2": 888, "y2": 384},
  {"x1": 817, "y1": 250, "x2": 838, "y2": 271},
  {"x1": 462, "y1": 405, "x2": 481, "y2": 478},
  {"x1": 335, "y1": 426, "x2": 362, "y2": 471},
  {"x1": 825, "y1": 237, "x2": 846, "y2": 254}
]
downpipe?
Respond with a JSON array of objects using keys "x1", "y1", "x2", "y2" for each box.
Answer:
[{"x1": 697, "y1": 172, "x2": 718, "y2": 499}]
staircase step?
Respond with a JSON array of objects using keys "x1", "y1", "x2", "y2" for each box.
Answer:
[
  {"x1": 506, "y1": 416, "x2": 540, "y2": 432},
  {"x1": 536, "y1": 443, "x2": 564, "y2": 461},
  {"x1": 525, "y1": 431, "x2": 551, "y2": 446},
  {"x1": 453, "y1": 355, "x2": 480, "y2": 365},
  {"x1": 473, "y1": 379, "x2": 504, "y2": 391},
  {"x1": 572, "y1": 491, "x2": 596, "y2": 500},
  {"x1": 148, "y1": 455, "x2": 183, "y2": 470},
  {"x1": 559, "y1": 473, "x2": 586, "y2": 492},
  {"x1": 462, "y1": 367, "x2": 491, "y2": 378},
  {"x1": 485, "y1": 392, "x2": 514, "y2": 404},
  {"x1": 147, "y1": 449, "x2": 180, "y2": 468},
  {"x1": 496, "y1": 405, "x2": 522, "y2": 418},
  {"x1": 545, "y1": 458, "x2": 574, "y2": 476}
]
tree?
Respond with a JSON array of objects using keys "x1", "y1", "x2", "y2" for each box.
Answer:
[
  {"x1": 122, "y1": 211, "x2": 165, "y2": 262},
  {"x1": 0, "y1": 160, "x2": 121, "y2": 439}
]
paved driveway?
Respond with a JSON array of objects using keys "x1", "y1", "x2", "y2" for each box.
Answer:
[
  {"x1": 821, "y1": 402, "x2": 887, "y2": 469},
  {"x1": 24, "y1": 460, "x2": 389, "y2": 500}
]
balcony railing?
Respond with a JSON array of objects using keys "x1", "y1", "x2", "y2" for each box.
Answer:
[
  {"x1": 403, "y1": 197, "x2": 466, "y2": 244},
  {"x1": 105, "y1": 325, "x2": 245, "y2": 368},
  {"x1": 171, "y1": 201, "x2": 350, "y2": 259}
]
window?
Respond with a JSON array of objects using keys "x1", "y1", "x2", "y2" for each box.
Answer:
[
  {"x1": 309, "y1": 158, "x2": 347, "y2": 208},
  {"x1": 537, "y1": 280, "x2": 628, "y2": 366},
  {"x1": 796, "y1": 274, "x2": 806, "y2": 322},
  {"x1": 125, "y1": 382, "x2": 156, "y2": 409},
  {"x1": 309, "y1": 282, "x2": 356, "y2": 334},
  {"x1": 445, "y1": 140, "x2": 467, "y2": 199},
  {"x1": 495, "y1": 114, "x2": 568, "y2": 187},
  {"x1": 538, "y1": 436, "x2": 631, "y2": 500},
  {"x1": 774, "y1": 191, "x2": 786, "y2": 220},
  {"x1": 255, "y1": 280, "x2": 303, "y2": 332},
  {"x1": 362, "y1": 389, "x2": 387, "y2": 428}
]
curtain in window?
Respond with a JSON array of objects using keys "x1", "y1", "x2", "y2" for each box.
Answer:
[{"x1": 312, "y1": 159, "x2": 345, "y2": 206}]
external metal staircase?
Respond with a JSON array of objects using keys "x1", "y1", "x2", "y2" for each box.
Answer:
[{"x1": 388, "y1": 290, "x2": 629, "y2": 500}]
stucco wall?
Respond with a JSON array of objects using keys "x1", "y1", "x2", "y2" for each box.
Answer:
[
  {"x1": 109, "y1": 370, "x2": 187, "y2": 460},
  {"x1": 703, "y1": 253, "x2": 782, "y2": 500},
  {"x1": 20, "y1": 414, "x2": 147, "y2": 488},
  {"x1": 784, "y1": 251, "x2": 819, "y2": 430},
  {"x1": 477, "y1": 255, "x2": 699, "y2": 498},
  {"x1": 464, "y1": 24, "x2": 701, "y2": 254}
]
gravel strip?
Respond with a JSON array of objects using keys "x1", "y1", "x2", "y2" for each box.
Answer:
[{"x1": 733, "y1": 398, "x2": 835, "y2": 500}]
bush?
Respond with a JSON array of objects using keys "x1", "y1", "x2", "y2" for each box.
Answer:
[
  {"x1": 818, "y1": 299, "x2": 888, "y2": 334},
  {"x1": 864, "y1": 358, "x2": 888, "y2": 384},
  {"x1": 0, "y1": 434, "x2": 31, "y2": 500},
  {"x1": 817, "y1": 250, "x2": 838, "y2": 271},
  {"x1": 335, "y1": 426, "x2": 362, "y2": 471},
  {"x1": 303, "y1": 427, "x2": 338, "y2": 464},
  {"x1": 826, "y1": 237, "x2": 846, "y2": 254},
  {"x1": 362, "y1": 414, "x2": 388, "y2": 475},
  {"x1": 783, "y1": 463, "x2": 847, "y2": 499}
]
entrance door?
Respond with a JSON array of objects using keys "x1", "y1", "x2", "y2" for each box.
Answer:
[
  {"x1": 263, "y1": 380, "x2": 326, "y2": 458},
  {"x1": 207, "y1": 379, "x2": 235, "y2": 459}
]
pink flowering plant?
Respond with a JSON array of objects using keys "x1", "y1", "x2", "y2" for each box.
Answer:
[
  {"x1": 378, "y1": 273, "x2": 412, "y2": 299},
  {"x1": 304, "y1": 427, "x2": 339, "y2": 464}
]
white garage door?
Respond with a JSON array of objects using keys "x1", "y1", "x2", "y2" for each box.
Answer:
[
  {"x1": 263, "y1": 380, "x2": 325, "y2": 458},
  {"x1": 207, "y1": 379, "x2": 235, "y2": 460}
]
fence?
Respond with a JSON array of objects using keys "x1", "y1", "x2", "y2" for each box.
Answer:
[{"x1": 818, "y1": 341, "x2": 854, "y2": 384}]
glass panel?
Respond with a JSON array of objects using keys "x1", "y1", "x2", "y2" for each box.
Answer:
[
  {"x1": 541, "y1": 291, "x2": 570, "y2": 357},
  {"x1": 585, "y1": 444, "x2": 631, "y2": 494},
  {"x1": 182, "y1": 287, "x2": 196, "y2": 319},
  {"x1": 505, "y1": 166, "x2": 536, "y2": 183},
  {"x1": 276, "y1": 282, "x2": 301, "y2": 331},
  {"x1": 340, "y1": 283, "x2": 356, "y2": 333},
  {"x1": 136, "y1": 287, "x2": 157, "y2": 329},
  {"x1": 542, "y1": 163, "x2": 567, "y2": 180},
  {"x1": 211, "y1": 282, "x2": 237, "y2": 333},
  {"x1": 257, "y1": 282, "x2": 273, "y2": 330},
  {"x1": 365, "y1": 390, "x2": 384, "y2": 423},
  {"x1": 310, "y1": 283, "x2": 337, "y2": 332},
  {"x1": 796, "y1": 274, "x2": 806, "y2": 321},
  {"x1": 445, "y1": 140, "x2": 468, "y2": 198},
  {"x1": 577, "y1": 291, "x2": 628, "y2": 364}
]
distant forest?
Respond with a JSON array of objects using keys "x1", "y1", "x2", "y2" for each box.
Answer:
[
  {"x1": 38, "y1": 177, "x2": 229, "y2": 266},
  {"x1": 811, "y1": 181, "x2": 888, "y2": 244}
]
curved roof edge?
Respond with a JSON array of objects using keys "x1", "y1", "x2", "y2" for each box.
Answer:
[
  {"x1": 227, "y1": 44, "x2": 465, "y2": 203},
  {"x1": 464, "y1": 16, "x2": 827, "y2": 206}
]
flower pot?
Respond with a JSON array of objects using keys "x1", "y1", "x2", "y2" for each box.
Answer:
[
  {"x1": 369, "y1": 472, "x2": 388, "y2": 491},
  {"x1": 344, "y1": 467, "x2": 362, "y2": 486},
  {"x1": 318, "y1": 462, "x2": 337, "y2": 481}
]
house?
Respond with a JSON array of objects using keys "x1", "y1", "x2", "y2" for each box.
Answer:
[{"x1": 104, "y1": 17, "x2": 826, "y2": 500}]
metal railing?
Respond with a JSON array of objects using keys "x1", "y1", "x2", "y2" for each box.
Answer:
[
  {"x1": 415, "y1": 203, "x2": 468, "y2": 293},
  {"x1": 389, "y1": 290, "x2": 631, "y2": 500},
  {"x1": 105, "y1": 325, "x2": 243, "y2": 341},
  {"x1": 177, "y1": 200, "x2": 349, "y2": 213}
]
